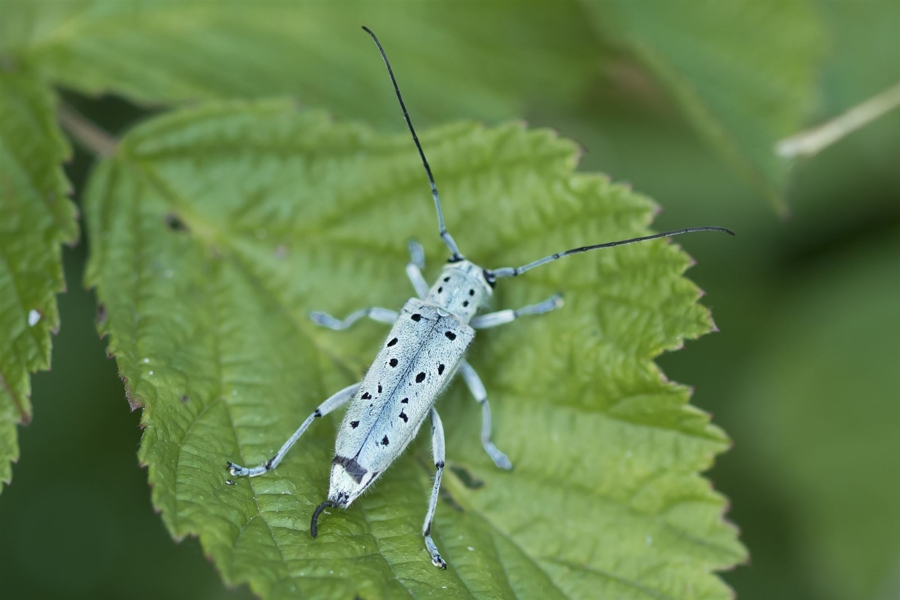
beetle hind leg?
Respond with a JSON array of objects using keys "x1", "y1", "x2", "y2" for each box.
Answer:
[
  {"x1": 226, "y1": 383, "x2": 361, "y2": 478},
  {"x1": 423, "y1": 407, "x2": 448, "y2": 569}
]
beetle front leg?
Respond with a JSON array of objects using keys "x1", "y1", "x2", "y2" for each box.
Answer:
[
  {"x1": 469, "y1": 294, "x2": 563, "y2": 329},
  {"x1": 406, "y1": 240, "x2": 430, "y2": 299}
]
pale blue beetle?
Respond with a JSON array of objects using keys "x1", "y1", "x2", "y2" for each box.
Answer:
[{"x1": 227, "y1": 26, "x2": 733, "y2": 569}]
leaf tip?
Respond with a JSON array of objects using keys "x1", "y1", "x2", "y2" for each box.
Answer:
[{"x1": 119, "y1": 374, "x2": 144, "y2": 410}]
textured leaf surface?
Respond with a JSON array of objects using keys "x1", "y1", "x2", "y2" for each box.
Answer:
[
  {"x1": 85, "y1": 102, "x2": 745, "y2": 598},
  {"x1": 19, "y1": 0, "x2": 597, "y2": 126},
  {"x1": 0, "y1": 67, "x2": 77, "y2": 491},
  {"x1": 582, "y1": 0, "x2": 823, "y2": 213}
]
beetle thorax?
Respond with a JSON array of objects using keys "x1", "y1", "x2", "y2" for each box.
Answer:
[{"x1": 424, "y1": 261, "x2": 493, "y2": 322}]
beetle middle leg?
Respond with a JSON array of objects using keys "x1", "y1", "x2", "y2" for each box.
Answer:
[
  {"x1": 227, "y1": 382, "x2": 361, "y2": 477},
  {"x1": 423, "y1": 407, "x2": 448, "y2": 569},
  {"x1": 309, "y1": 307, "x2": 398, "y2": 330},
  {"x1": 469, "y1": 293, "x2": 564, "y2": 329},
  {"x1": 459, "y1": 360, "x2": 513, "y2": 470}
]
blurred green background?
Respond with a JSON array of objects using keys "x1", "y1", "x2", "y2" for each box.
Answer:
[{"x1": 1, "y1": 2, "x2": 898, "y2": 599}]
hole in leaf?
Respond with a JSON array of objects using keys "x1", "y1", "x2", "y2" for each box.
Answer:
[{"x1": 164, "y1": 213, "x2": 188, "y2": 232}]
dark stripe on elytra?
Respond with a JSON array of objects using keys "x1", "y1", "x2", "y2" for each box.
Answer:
[{"x1": 332, "y1": 455, "x2": 367, "y2": 483}]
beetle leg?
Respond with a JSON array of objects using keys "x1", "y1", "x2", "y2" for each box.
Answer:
[
  {"x1": 227, "y1": 383, "x2": 361, "y2": 477},
  {"x1": 423, "y1": 407, "x2": 447, "y2": 569}
]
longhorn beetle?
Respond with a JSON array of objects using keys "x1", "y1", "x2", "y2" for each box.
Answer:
[{"x1": 226, "y1": 26, "x2": 734, "y2": 569}]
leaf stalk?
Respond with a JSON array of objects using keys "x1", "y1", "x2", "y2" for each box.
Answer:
[{"x1": 57, "y1": 102, "x2": 118, "y2": 158}]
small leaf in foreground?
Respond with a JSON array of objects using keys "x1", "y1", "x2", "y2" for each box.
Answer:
[
  {"x1": 0, "y1": 67, "x2": 78, "y2": 492},
  {"x1": 86, "y1": 101, "x2": 745, "y2": 598}
]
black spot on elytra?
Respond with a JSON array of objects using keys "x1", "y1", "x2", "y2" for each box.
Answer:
[
  {"x1": 416, "y1": 372, "x2": 426, "y2": 383},
  {"x1": 381, "y1": 435, "x2": 389, "y2": 446},
  {"x1": 387, "y1": 337, "x2": 398, "y2": 347},
  {"x1": 445, "y1": 331, "x2": 457, "y2": 340},
  {"x1": 437, "y1": 287, "x2": 443, "y2": 293},
  {"x1": 350, "y1": 420, "x2": 359, "y2": 429},
  {"x1": 443, "y1": 276, "x2": 450, "y2": 282},
  {"x1": 463, "y1": 300, "x2": 469, "y2": 307},
  {"x1": 469, "y1": 289, "x2": 475, "y2": 296},
  {"x1": 399, "y1": 411, "x2": 408, "y2": 423},
  {"x1": 401, "y1": 398, "x2": 409, "y2": 404},
  {"x1": 411, "y1": 313, "x2": 421, "y2": 322},
  {"x1": 438, "y1": 364, "x2": 445, "y2": 375},
  {"x1": 389, "y1": 358, "x2": 398, "y2": 367},
  {"x1": 377, "y1": 384, "x2": 382, "y2": 393},
  {"x1": 361, "y1": 392, "x2": 371, "y2": 400}
]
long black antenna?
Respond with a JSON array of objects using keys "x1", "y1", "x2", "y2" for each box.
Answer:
[
  {"x1": 362, "y1": 26, "x2": 462, "y2": 260},
  {"x1": 488, "y1": 227, "x2": 735, "y2": 278}
]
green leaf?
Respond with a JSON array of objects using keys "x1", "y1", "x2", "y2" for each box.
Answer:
[
  {"x1": 18, "y1": 1, "x2": 598, "y2": 126},
  {"x1": 85, "y1": 101, "x2": 744, "y2": 598},
  {"x1": 581, "y1": 0, "x2": 824, "y2": 214},
  {"x1": 0, "y1": 66, "x2": 78, "y2": 492},
  {"x1": 7, "y1": 1, "x2": 823, "y2": 210}
]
